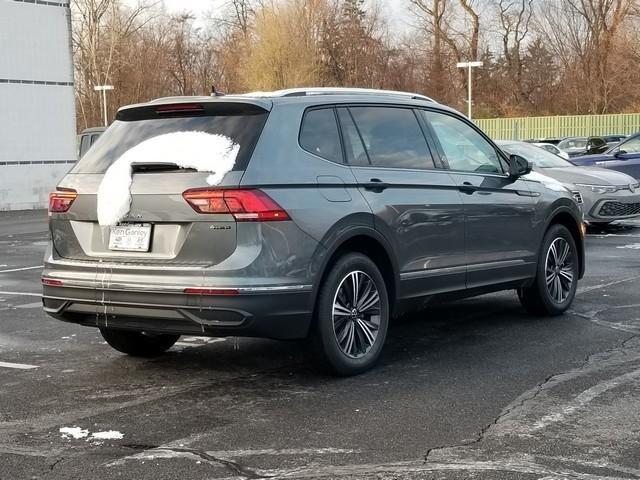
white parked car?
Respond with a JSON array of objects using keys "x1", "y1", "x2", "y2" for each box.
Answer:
[
  {"x1": 498, "y1": 141, "x2": 640, "y2": 225},
  {"x1": 534, "y1": 142, "x2": 570, "y2": 160}
]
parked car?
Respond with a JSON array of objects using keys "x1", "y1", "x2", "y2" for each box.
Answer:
[
  {"x1": 558, "y1": 136, "x2": 609, "y2": 157},
  {"x1": 572, "y1": 132, "x2": 640, "y2": 180},
  {"x1": 77, "y1": 127, "x2": 106, "y2": 158},
  {"x1": 558, "y1": 137, "x2": 588, "y2": 157},
  {"x1": 526, "y1": 138, "x2": 562, "y2": 146},
  {"x1": 43, "y1": 88, "x2": 585, "y2": 375},
  {"x1": 497, "y1": 141, "x2": 640, "y2": 225},
  {"x1": 602, "y1": 134, "x2": 628, "y2": 147},
  {"x1": 534, "y1": 142, "x2": 570, "y2": 160}
]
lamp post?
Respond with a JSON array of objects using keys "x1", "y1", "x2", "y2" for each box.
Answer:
[
  {"x1": 456, "y1": 61, "x2": 483, "y2": 120},
  {"x1": 94, "y1": 85, "x2": 114, "y2": 127}
]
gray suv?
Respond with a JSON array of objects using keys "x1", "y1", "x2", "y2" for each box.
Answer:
[{"x1": 43, "y1": 88, "x2": 585, "y2": 375}]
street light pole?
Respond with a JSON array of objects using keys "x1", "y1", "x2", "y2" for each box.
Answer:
[
  {"x1": 93, "y1": 85, "x2": 114, "y2": 127},
  {"x1": 456, "y1": 61, "x2": 483, "y2": 120}
]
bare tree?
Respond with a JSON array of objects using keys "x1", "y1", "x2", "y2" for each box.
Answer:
[{"x1": 496, "y1": 0, "x2": 534, "y2": 107}]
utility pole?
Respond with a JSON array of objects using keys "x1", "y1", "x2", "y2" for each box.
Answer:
[
  {"x1": 456, "y1": 61, "x2": 483, "y2": 120},
  {"x1": 93, "y1": 85, "x2": 114, "y2": 127}
]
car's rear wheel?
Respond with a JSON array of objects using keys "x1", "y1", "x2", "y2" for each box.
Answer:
[
  {"x1": 518, "y1": 224, "x2": 579, "y2": 316},
  {"x1": 312, "y1": 253, "x2": 389, "y2": 376},
  {"x1": 100, "y1": 328, "x2": 179, "y2": 357}
]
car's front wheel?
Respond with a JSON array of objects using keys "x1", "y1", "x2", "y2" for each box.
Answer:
[
  {"x1": 518, "y1": 224, "x2": 579, "y2": 316},
  {"x1": 100, "y1": 328, "x2": 179, "y2": 357},
  {"x1": 312, "y1": 253, "x2": 389, "y2": 376}
]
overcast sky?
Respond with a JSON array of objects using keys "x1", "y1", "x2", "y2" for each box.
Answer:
[{"x1": 159, "y1": 0, "x2": 413, "y2": 32}]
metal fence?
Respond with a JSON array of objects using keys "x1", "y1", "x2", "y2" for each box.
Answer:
[{"x1": 475, "y1": 113, "x2": 640, "y2": 140}]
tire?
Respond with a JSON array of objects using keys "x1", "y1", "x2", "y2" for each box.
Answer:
[
  {"x1": 312, "y1": 252, "x2": 389, "y2": 376},
  {"x1": 100, "y1": 328, "x2": 179, "y2": 357},
  {"x1": 518, "y1": 224, "x2": 579, "y2": 316}
]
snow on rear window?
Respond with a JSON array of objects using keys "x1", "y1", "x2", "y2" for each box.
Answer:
[
  {"x1": 72, "y1": 112, "x2": 267, "y2": 174},
  {"x1": 97, "y1": 131, "x2": 239, "y2": 226}
]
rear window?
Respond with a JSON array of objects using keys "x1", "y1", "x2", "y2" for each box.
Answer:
[{"x1": 72, "y1": 104, "x2": 268, "y2": 174}]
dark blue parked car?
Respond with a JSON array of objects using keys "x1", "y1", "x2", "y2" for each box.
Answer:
[{"x1": 572, "y1": 133, "x2": 640, "y2": 180}]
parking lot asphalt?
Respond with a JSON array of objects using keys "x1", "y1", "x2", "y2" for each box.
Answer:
[{"x1": 0, "y1": 210, "x2": 639, "y2": 479}]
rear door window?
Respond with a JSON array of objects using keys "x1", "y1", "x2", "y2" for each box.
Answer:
[
  {"x1": 299, "y1": 108, "x2": 343, "y2": 163},
  {"x1": 72, "y1": 105, "x2": 268, "y2": 174},
  {"x1": 347, "y1": 106, "x2": 435, "y2": 170}
]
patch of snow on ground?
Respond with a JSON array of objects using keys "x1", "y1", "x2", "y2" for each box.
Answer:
[
  {"x1": 91, "y1": 430, "x2": 124, "y2": 440},
  {"x1": 97, "y1": 131, "x2": 239, "y2": 226},
  {"x1": 60, "y1": 427, "x2": 89, "y2": 439}
]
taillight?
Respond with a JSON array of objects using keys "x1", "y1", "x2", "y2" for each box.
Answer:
[
  {"x1": 49, "y1": 189, "x2": 77, "y2": 213},
  {"x1": 42, "y1": 278, "x2": 63, "y2": 287},
  {"x1": 182, "y1": 189, "x2": 290, "y2": 222}
]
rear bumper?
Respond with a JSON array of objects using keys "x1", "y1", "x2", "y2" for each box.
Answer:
[{"x1": 42, "y1": 282, "x2": 314, "y2": 340}]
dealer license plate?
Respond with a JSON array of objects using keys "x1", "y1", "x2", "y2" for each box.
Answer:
[{"x1": 108, "y1": 223, "x2": 152, "y2": 252}]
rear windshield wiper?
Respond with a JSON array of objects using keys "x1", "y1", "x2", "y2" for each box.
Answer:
[{"x1": 131, "y1": 162, "x2": 197, "y2": 173}]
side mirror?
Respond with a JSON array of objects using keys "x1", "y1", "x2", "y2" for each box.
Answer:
[
  {"x1": 614, "y1": 150, "x2": 628, "y2": 158},
  {"x1": 508, "y1": 154, "x2": 532, "y2": 178}
]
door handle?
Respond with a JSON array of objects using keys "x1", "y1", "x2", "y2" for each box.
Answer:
[
  {"x1": 458, "y1": 182, "x2": 478, "y2": 194},
  {"x1": 363, "y1": 178, "x2": 389, "y2": 192}
]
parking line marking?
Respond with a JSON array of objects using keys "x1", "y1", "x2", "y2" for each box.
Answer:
[
  {"x1": 0, "y1": 265, "x2": 43, "y2": 274},
  {"x1": 174, "y1": 339, "x2": 225, "y2": 348},
  {"x1": 0, "y1": 361, "x2": 38, "y2": 370},
  {"x1": 578, "y1": 274, "x2": 640, "y2": 295},
  {"x1": 15, "y1": 302, "x2": 43, "y2": 309},
  {"x1": 0, "y1": 291, "x2": 41, "y2": 297}
]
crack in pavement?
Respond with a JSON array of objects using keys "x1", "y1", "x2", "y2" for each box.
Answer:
[
  {"x1": 154, "y1": 447, "x2": 268, "y2": 479},
  {"x1": 48, "y1": 457, "x2": 64, "y2": 471}
]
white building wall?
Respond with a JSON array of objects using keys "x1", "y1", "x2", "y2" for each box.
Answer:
[{"x1": 0, "y1": 0, "x2": 76, "y2": 210}]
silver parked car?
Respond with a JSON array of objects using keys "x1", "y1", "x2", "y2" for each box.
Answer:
[
  {"x1": 44, "y1": 88, "x2": 585, "y2": 375},
  {"x1": 534, "y1": 142, "x2": 570, "y2": 160},
  {"x1": 497, "y1": 141, "x2": 640, "y2": 225}
]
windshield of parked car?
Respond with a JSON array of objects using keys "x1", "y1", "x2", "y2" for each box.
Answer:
[
  {"x1": 500, "y1": 142, "x2": 574, "y2": 168},
  {"x1": 558, "y1": 138, "x2": 587, "y2": 150},
  {"x1": 535, "y1": 143, "x2": 559, "y2": 154},
  {"x1": 607, "y1": 135, "x2": 640, "y2": 154}
]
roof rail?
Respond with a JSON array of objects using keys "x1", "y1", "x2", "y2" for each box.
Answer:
[{"x1": 254, "y1": 87, "x2": 436, "y2": 103}]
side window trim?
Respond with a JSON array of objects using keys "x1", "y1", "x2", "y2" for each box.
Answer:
[
  {"x1": 419, "y1": 108, "x2": 509, "y2": 175},
  {"x1": 413, "y1": 108, "x2": 447, "y2": 170},
  {"x1": 332, "y1": 106, "x2": 349, "y2": 165},
  {"x1": 298, "y1": 105, "x2": 346, "y2": 165},
  {"x1": 337, "y1": 107, "x2": 372, "y2": 166}
]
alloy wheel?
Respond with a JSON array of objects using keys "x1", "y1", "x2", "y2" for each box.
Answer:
[
  {"x1": 332, "y1": 271, "x2": 381, "y2": 358},
  {"x1": 545, "y1": 237, "x2": 574, "y2": 303}
]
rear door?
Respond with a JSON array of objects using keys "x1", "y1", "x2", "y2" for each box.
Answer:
[
  {"x1": 419, "y1": 109, "x2": 537, "y2": 288},
  {"x1": 338, "y1": 105, "x2": 466, "y2": 297}
]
